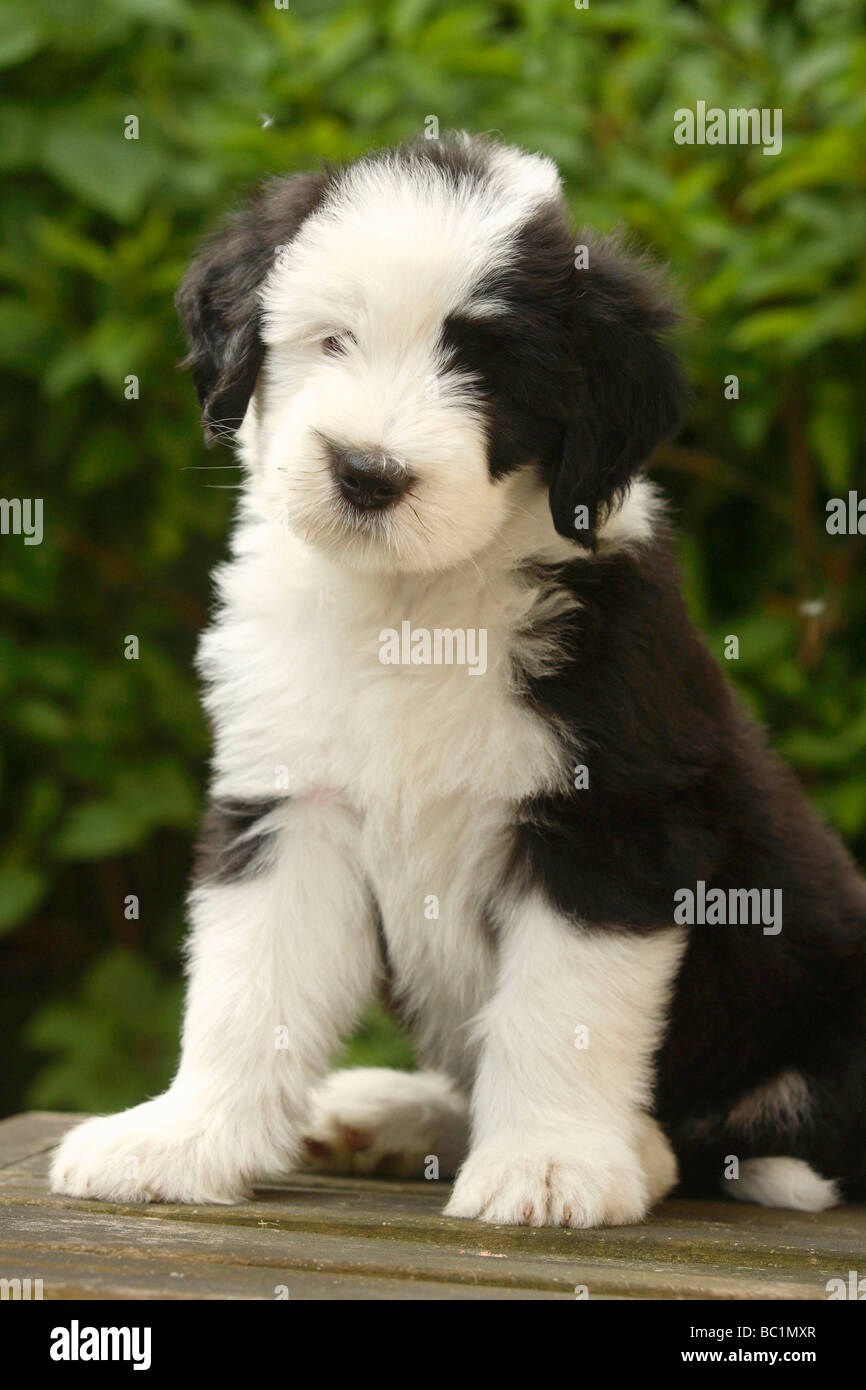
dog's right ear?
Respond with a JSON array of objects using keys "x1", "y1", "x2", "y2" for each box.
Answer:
[
  {"x1": 547, "y1": 233, "x2": 685, "y2": 546},
  {"x1": 176, "y1": 172, "x2": 328, "y2": 446}
]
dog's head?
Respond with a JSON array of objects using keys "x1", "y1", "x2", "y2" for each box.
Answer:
[{"x1": 177, "y1": 134, "x2": 683, "y2": 572}]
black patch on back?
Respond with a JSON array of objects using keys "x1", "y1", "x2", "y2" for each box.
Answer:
[
  {"x1": 510, "y1": 534, "x2": 866, "y2": 1160},
  {"x1": 194, "y1": 798, "x2": 284, "y2": 884}
]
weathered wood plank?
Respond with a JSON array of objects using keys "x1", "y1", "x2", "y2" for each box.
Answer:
[
  {"x1": 6, "y1": 1171, "x2": 864, "y2": 1276},
  {"x1": 2, "y1": 1112, "x2": 864, "y2": 1301},
  {"x1": 0, "y1": 1111, "x2": 80, "y2": 1168},
  {"x1": 0, "y1": 1202, "x2": 830, "y2": 1299},
  {"x1": 0, "y1": 1247, "x2": 569, "y2": 1300}
]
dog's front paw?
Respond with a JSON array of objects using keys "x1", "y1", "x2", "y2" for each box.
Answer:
[
  {"x1": 443, "y1": 1131, "x2": 650, "y2": 1228},
  {"x1": 50, "y1": 1098, "x2": 251, "y2": 1205}
]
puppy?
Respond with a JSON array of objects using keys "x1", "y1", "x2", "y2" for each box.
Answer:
[{"x1": 52, "y1": 134, "x2": 866, "y2": 1226}]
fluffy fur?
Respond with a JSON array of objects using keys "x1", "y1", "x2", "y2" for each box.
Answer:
[{"x1": 51, "y1": 134, "x2": 866, "y2": 1225}]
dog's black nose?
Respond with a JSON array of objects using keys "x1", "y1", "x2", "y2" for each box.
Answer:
[{"x1": 330, "y1": 447, "x2": 409, "y2": 511}]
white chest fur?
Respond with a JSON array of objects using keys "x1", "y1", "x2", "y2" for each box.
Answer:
[
  {"x1": 198, "y1": 507, "x2": 570, "y2": 811},
  {"x1": 196, "y1": 502, "x2": 575, "y2": 1073}
]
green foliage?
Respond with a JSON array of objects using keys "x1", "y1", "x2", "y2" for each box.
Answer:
[
  {"x1": 0, "y1": 0, "x2": 864, "y2": 1114},
  {"x1": 339, "y1": 1003, "x2": 417, "y2": 1073},
  {"x1": 26, "y1": 949, "x2": 183, "y2": 1111}
]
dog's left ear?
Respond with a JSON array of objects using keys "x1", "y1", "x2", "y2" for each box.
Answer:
[
  {"x1": 548, "y1": 234, "x2": 685, "y2": 544},
  {"x1": 176, "y1": 171, "x2": 327, "y2": 446}
]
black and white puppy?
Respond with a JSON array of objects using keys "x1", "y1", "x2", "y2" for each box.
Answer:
[{"x1": 52, "y1": 134, "x2": 866, "y2": 1226}]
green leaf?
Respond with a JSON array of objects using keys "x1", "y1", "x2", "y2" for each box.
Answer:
[
  {"x1": 112, "y1": 761, "x2": 199, "y2": 831},
  {"x1": 26, "y1": 949, "x2": 183, "y2": 1111},
  {"x1": 0, "y1": 864, "x2": 47, "y2": 935},
  {"x1": 54, "y1": 800, "x2": 146, "y2": 859},
  {"x1": 41, "y1": 124, "x2": 167, "y2": 221},
  {"x1": 0, "y1": 14, "x2": 44, "y2": 68}
]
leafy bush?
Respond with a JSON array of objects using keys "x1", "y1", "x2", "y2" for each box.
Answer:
[{"x1": 1, "y1": 0, "x2": 864, "y2": 1115}]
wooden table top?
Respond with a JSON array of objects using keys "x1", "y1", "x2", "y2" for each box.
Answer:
[{"x1": 2, "y1": 1111, "x2": 864, "y2": 1301}]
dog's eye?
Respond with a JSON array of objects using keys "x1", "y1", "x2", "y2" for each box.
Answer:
[{"x1": 322, "y1": 333, "x2": 353, "y2": 357}]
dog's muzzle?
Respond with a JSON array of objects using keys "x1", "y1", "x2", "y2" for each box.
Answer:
[{"x1": 328, "y1": 444, "x2": 412, "y2": 512}]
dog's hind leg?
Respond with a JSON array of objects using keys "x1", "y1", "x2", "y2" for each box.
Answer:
[
  {"x1": 728, "y1": 1156, "x2": 839, "y2": 1212},
  {"x1": 672, "y1": 1064, "x2": 851, "y2": 1211},
  {"x1": 301, "y1": 1068, "x2": 468, "y2": 1177}
]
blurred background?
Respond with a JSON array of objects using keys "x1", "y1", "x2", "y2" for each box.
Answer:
[{"x1": 1, "y1": 0, "x2": 864, "y2": 1118}]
